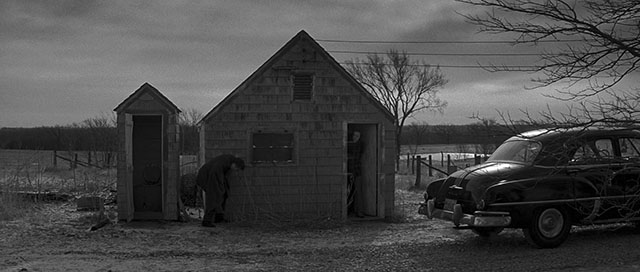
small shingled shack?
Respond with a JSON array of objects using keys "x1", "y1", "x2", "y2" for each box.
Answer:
[{"x1": 114, "y1": 83, "x2": 181, "y2": 221}]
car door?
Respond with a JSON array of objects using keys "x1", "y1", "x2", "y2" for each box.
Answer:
[
  {"x1": 611, "y1": 137, "x2": 640, "y2": 221},
  {"x1": 569, "y1": 137, "x2": 623, "y2": 221}
]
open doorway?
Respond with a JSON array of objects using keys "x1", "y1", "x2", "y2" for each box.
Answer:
[
  {"x1": 132, "y1": 115, "x2": 163, "y2": 217},
  {"x1": 347, "y1": 124, "x2": 379, "y2": 218}
]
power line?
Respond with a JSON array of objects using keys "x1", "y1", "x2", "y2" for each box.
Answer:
[
  {"x1": 318, "y1": 38, "x2": 587, "y2": 44},
  {"x1": 329, "y1": 50, "x2": 541, "y2": 57},
  {"x1": 339, "y1": 62, "x2": 539, "y2": 71}
]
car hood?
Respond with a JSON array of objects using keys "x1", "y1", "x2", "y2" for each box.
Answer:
[
  {"x1": 453, "y1": 161, "x2": 527, "y2": 180},
  {"x1": 447, "y1": 161, "x2": 529, "y2": 200}
]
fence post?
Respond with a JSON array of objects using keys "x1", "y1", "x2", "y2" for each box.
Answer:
[
  {"x1": 415, "y1": 155, "x2": 422, "y2": 187},
  {"x1": 406, "y1": 153, "x2": 410, "y2": 173},
  {"x1": 475, "y1": 154, "x2": 481, "y2": 165},
  {"x1": 411, "y1": 156, "x2": 415, "y2": 175},
  {"x1": 73, "y1": 153, "x2": 78, "y2": 169},
  {"x1": 441, "y1": 151, "x2": 444, "y2": 167},
  {"x1": 53, "y1": 150, "x2": 57, "y2": 168},
  {"x1": 428, "y1": 155, "x2": 433, "y2": 177}
]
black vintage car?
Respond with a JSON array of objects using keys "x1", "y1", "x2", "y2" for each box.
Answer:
[{"x1": 419, "y1": 127, "x2": 640, "y2": 248}]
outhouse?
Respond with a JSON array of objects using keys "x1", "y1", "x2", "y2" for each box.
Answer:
[
  {"x1": 114, "y1": 83, "x2": 181, "y2": 221},
  {"x1": 199, "y1": 30, "x2": 397, "y2": 221}
]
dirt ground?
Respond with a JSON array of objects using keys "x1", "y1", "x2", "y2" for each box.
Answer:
[
  {"x1": 0, "y1": 202, "x2": 442, "y2": 271},
  {"x1": 4, "y1": 201, "x2": 640, "y2": 272}
]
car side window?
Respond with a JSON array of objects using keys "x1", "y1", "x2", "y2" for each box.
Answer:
[
  {"x1": 594, "y1": 139, "x2": 614, "y2": 159},
  {"x1": 572, "y1": 142, "x2": 597, "y2": 163},
  {"x1": 619, "y1": 138, "x2": 640, "y2": 159},
  {"x1": 571, "y1": 139, "x2": 614, "y2": 164}
]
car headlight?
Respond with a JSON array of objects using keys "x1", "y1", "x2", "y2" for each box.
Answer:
[{"x1": 476, "y1": 199, "x2": 486, "y2": 210}]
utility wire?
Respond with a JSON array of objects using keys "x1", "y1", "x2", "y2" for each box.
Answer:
[
  {"x1": 322, "y1": 38, "x2": 560, "y2": 70},
  {"x1": 318, "y1": 38, "x2": 588, "y2": 44},
  {"x1": 339, "y1": 62, "x2": 539, "y2": 71},
  {"x1": 329, "y1": 50, "x2": 541, "y2": 57}
]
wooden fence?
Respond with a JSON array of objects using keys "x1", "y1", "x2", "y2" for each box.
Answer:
[
  {"x1": 0, "y1": 149, "x2": 115, "y2": 171},
  {"x1": 407, "y1": 153, "x2": 488, "y2": 187}
]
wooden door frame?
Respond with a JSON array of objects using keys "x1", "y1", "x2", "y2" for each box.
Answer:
[{"x1": 344, "y1": 122, "x2": 381, "y2": 219}]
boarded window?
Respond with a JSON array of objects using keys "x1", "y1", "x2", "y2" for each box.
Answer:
[
  {"x1": 292, "y1": 73, "x2": 313, "y2": 100},
  {"x1": 252, "y1": 133, "x2": 294, "y2": 163}
]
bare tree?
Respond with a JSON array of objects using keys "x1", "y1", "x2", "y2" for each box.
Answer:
[
  {"x1": 456, "y1": 0, "x2": 640, "y2": 131},
  {"x1": 179, "y1": 108, "x2": 203, "y2": 127},
  {"x1": 458, "y1": 0, "x2": 639, "y2": 98},
  {"x1": 179, "y1": 108, "x2": 203, "y2": 155},
  {"x1": 345, "y1": 50, "x2": 448, "y2": 166}
]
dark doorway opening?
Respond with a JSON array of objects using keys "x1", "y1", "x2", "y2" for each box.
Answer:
[
  {"x1": 347, "y1": 124, "x2": 379, "y2": 218},
  {"x1": 132, "y1": 115, "x2": 163, "y2": 214}
]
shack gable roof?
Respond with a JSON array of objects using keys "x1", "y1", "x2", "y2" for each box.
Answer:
[
  {"x1": 114, "y1": 82, "x2": 181, "y2": 113},
  {"x1": 200, "y1": 30, "x2": 395, "y2": 124}
]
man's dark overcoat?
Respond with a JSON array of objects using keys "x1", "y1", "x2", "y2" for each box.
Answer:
[{"x1": 196, "y1": 154, "x2": 236, "y2": 221}]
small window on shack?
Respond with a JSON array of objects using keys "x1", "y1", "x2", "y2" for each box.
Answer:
[
  {"x1": 252, "y1": 132, "x2": 294, "y2": 163},
  {"x1": 292, "y1": 73, "x2": 313, "y2": 101}
]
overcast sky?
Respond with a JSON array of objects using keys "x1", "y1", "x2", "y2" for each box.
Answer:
[{"x1": 0, "y1": 0, "x2": 595, "y2": 128}]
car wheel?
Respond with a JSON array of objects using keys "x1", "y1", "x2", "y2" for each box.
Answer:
[
  {"x1": 523, "y1": 207, "x2": 571, "y2": 248},
  {"x1": 472, "y1": 227, "x2": 504, "y2": 237}
]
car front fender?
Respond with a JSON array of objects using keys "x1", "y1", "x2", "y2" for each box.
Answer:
[{"x1": 426, "y1": 177, "x2": 446, "y2": 200}]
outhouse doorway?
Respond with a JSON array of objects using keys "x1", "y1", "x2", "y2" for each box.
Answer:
[
  {"x1": 132, "y1": 115, "x2": 163, "y2": 217},
  {"x1": 347, "y1": 123, "x2": 379, "y2": 218}
]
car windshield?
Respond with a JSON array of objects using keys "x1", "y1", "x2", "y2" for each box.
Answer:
[{"x1": 487, "y1": 139, "x2": 542, "y2": 164}]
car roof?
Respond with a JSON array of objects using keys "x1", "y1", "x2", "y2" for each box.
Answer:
[{"x1": 511, "y1": 127, "x2": 640, "y2": 143}]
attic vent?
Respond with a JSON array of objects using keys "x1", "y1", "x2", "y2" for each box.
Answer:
[{"x1": 292, "y1": 73, "x2": 313, "y2": 100}]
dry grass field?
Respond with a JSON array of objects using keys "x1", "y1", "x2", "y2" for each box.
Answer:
[{"x1": 0, "y1": 150, "x2": 116, "y2": 222}]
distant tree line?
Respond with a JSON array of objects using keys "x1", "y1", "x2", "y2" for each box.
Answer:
[
  {"x1": 0, "y1": 114, "x2": 117, "y2": 152},
  {"x1": 2, "y1": 110, "x2": 540, "y2": 156},
  {"x1": 400, "y1": 121, "x2": 543, "y2": 149},
  {"x1": 0, "y1": 110, "x2": 203, "y2": 155}
]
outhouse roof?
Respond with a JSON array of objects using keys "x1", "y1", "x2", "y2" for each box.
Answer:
[
  {"x1": 114, "y1": 82, "x2": 181, "y2": 113},
  {"x1": 200, "y1": 30, "x2": 395, "y2": 124}
]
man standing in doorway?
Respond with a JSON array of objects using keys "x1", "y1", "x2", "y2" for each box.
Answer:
[
  {"x1": 348, "y1": 131, "x2": 365, "y2": 217},
  {"x1": 196, "y1": 154, "x2": 245, "y2": 227}
]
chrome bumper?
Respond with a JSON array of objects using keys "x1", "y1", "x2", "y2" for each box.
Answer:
[{"x1": 418, "y1": 199, "x2": 511, "y2": 227}]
